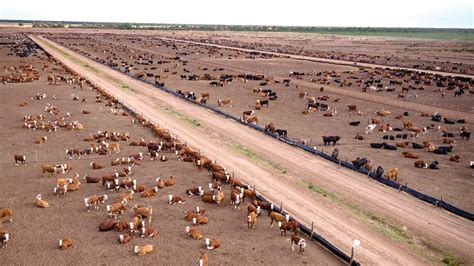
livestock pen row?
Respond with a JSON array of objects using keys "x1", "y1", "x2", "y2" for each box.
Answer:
[
  {"x1": 64, "y1": 38, "x2": 474, "y2": 222},
  {"x1": 28, "y1": 36, "x2": 361, "y2": 265}
]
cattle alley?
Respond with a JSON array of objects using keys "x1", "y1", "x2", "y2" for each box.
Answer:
[
  {"x1": 97, "y1": 37, "x2": 474, "y2": 121},
  {"x1": 31, "y1": 35, "x2": 474, "y2": 265}
]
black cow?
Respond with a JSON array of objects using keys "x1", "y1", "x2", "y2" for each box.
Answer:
[
  {"x1": 442, "y1": 132, "x2": 454, "y2": 138},
  {"x1": 433, "y1": 146, "x2": 453, "y2": 155},
  {"x1": 457, "y1": 119, "x2": 465, "y2": 124},
  {"x1": 454, "y1": 88, "x2": 465, "y2": 97},
  {"x1": 352, "y1": 157, "x2": 368, "y2": 168},
  {"x1": 322, "y1": 136, "x2": 341, "y2": 146},
  {"x1": 275, "y1": 129, "x2": 288, "y2": 138},
  {"x1": 269, "y1": 92, "x2": 278, "y2": 100},
  {"x1": 439, "y1": 145, "x2": 454, "y2": 152},
  {"x1": 460, "y1": 131, "x2": 471, "y2": 140},
  {"x1": 411, "y1": 142, "x2": 424, "y2": 149},
  {"x1": 429, "y1": 161, "x2": 439, "y2": 169},
  {"x1": 383, "y1": 143, "x2": 397, "y2": 150},
  {"x1": 148, "y1": 143, "x2": 160, "y2": 153},
  {"x1": 393, "y1": 128, "x2": 403, "y2": 132},
  {"x1": 444, "y1": 118, "x2": 455, "y2": 124},
  {"x1": 370, "y1": 143, "x2": 384, "y2": 149},
  {"x1": 432, "y1": 113, "x2": 442, "y2": 122},
  {"x1": 349, "y1": 121, "x2": 361, "y2": 126},
  {"x1": 259, "y1": 100, "x2": 269, "y2": 107},
  {"x1": 374, "y1": 166, "x2": 384, "y2": 178},
  {"x1": 383, "y1": 135, "x2": 395, "y2": 140}
]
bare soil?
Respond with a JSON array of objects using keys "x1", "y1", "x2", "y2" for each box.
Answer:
[
  {"x1": 29, "y1": 33, "x2": 474, "y2": 265},
  {"x1": 44, "y1": 31, "x2": 474, "y2": 212},
  {"x1": 0, "y1": 34, "x2": 340, "y2": 265}
]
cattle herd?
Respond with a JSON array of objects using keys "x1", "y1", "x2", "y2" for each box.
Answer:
[
  {"x1": 1, "y1": 32, "x2": 339, "y2": 264},
  {"x1": 34, "y1": 31, "x2": 472, "y2": 211}
]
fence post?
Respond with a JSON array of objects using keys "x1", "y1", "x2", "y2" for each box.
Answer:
[
  {"x1": 310, "y1": 221, "x2": 314, "y2": 240},
  {"x1": 280, "y1": 202, "x2": 283, "y2": 213}
]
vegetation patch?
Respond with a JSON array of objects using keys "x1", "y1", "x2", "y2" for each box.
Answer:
[
  {"x1": 164, "y1": 108, "x2": 201, "y2": 128},
  {"x1": 232, "y1": 144, "x2": 287, "y2": 174}
]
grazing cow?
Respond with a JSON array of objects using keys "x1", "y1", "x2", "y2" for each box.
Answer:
[
  {"x1": 217, "y1": 99, "x2": 232, "y2": 107},
  {"x1": 384, "y1": 168, "x2": 398, "y2": 181},
  {"x1": 66, "y1": 149, "x2": 81, "y2": 159},
  {"x1": 460, "y1": 131, "x2": 471, "y2": 141},
  {"x1": 347, "y1": 105, "x2": 357, "y2": 111},
  {"x1": 84, "y1": 195, "x2": 108, "y2": 211},
  {"x1": 374, "y1": 166, "x2": 384, "y2": 178},
  {"x1": 14, "y1": 155, "x2": 26, "y2": 165},
  {"x1": 247, "y1": 211, "x2": 257, "y2": 230},
  {"x1": 264, "y1": 122, "x2": 276, "y2": 133},
  {"x1": 291, "y1": 233, "x2": 306, "y2": 255},
  {"x1": 275, "y1": 129, "x2": 288, "y2": 138},
  {"x1": 0, "y1": 230, "x2": 9, "y2": 248},
  {"x1": 256, "y1": 99, "x2": 269, "y2": 107},
  {"x1": 322, "y1": 136, "x2": 341, "y2": 146},
  {"x1": 243, "y1": 110, "x2": 255, "y2": 117},
  {"x1": 0, "y1": 208, "x2": 14, "y2": 223},
  {"x1": 279, "y1": 220, "x2": 299, "y2": 236},
  {"x1": 270, "y1": 212, "x2": 289, "y2": 228}
]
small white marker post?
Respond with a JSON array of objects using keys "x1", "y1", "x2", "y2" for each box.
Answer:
[
  {"x1": 349, "y1": 239, "x2": 361, "y2": 265},
  {"x1": 34, "y1": 150, "x2": 38, "y2": 168}
]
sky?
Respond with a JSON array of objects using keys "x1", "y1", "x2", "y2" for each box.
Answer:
[{"x1": 1, "y1": 0, "x2": 473, "y2": 28}]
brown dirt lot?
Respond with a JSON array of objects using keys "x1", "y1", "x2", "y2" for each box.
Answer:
[
  {"x1": 29, "y1": 33, "x2": 474, "y2": 266},
  {"x1": 0, "y1": 34, "x2": 341, "y2": 265},
  {"x1": 45, "y1": 32, "x2": 473, "y2": 212}
]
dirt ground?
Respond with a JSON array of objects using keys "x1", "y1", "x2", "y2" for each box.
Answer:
[
  {"x1": 0, "y1": 34, "x2": 341, "y2": 265},
  {"x1": 29, "y1": 33, "x2": 474, "y2": 266},
  {"x1": 156, "y1": 30, "x2": 474, "y2": 75},
  {"x1": 43, "y1": 32, "x2": 474, "y2": 212}
]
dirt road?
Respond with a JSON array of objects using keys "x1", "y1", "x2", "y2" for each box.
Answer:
[
  {"x1": 160, "y1": 37, "x2": 474, "y2": 79},
  {"x1": 32, "y1": 35, "x2": 474, "y2": 265}
]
